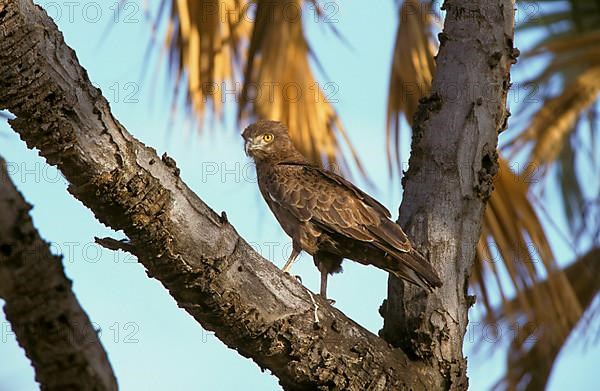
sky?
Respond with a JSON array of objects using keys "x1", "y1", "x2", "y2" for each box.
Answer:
[{"x1": 0, "y1": 1, "x2": 598, "y2": 390}]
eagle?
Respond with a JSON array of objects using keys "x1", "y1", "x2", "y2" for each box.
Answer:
[{"x1": 242, "y1": 120, "x2": 442, "y2": 299}]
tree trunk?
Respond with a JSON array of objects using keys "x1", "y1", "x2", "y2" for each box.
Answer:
[
  {"x1": 0, "y1": 0, "x2": 515, "y2": 389},
  {"x1": 381, "y1": 1, "x2": 516, "y2": 389},
  {"x1": 0, "y1": 158, "x2": 118, "y2": 390}
]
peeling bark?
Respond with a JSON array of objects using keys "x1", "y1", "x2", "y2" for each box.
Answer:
[
  {"x1": 0, "y1": 1, "x2": 442, "y2": 389},
  {"x1": 381, "y1": 0, "x2": 516, "y2": 389},
  {"x1": 0, "y1": 158, "x2": 118, "y2": 390}
]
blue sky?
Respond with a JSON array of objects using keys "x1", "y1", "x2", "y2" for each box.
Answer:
[{"x1": 1, "y1": 1, "x2": 598, "y2": 390}]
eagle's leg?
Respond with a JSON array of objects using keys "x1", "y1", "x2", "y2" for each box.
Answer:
[
  {"x1": 314, "y1": 251, "x2": 343, "y2": 302},
  {"x1": 319, "y1": 266, "x2": 328, "y2": 300},
  {"x1": 282, "y1": 246, "x2": 301, "y2": 274}
]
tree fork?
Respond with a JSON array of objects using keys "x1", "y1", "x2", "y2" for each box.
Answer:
[{"x1": 381, "y1": 1, "x2": 516, "y2": 389}]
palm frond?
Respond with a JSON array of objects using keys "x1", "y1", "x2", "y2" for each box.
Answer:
[
  {"x1": 510, "y1": 2, "x2": 600, "y2": 168},
  {"x1": 493, "y1": 247, "x2": 600, "y2": 391},
  {"x1": 556, "y1": 125, "x2": 588, "y2": 239},
  {"x1": 472, "y1": 159, "x2": 582, "y2": 336},
  {"x1": 165, "y1": 0, "x2": 252, "y2": 123},
  {"x1": 238, "y1": 0, "x2": 362, "y2": 175},
  {"x1": 512, "y1": 67, "x2": 600, "y2": 172},
  {"x1": 527, "y1": 30, "x2": 600, "y2": 57},
  {"x1": 509, "y1": 1, "x2": 600, "y2": 236},
  {"x1": 386, "y1": 0, "x2": 436, "y2": 173},
  {"x1": 517, "y1": 0, "x2": 600, "y2": 34},
  {"x1": 161, "y1": 0, "x2": 360, "y2": 175}
]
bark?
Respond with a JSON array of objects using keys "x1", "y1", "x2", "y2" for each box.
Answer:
[
  {"x1": 0, "y1": 1, "x2": 436, "y2": 389},
  {"x1": 0, "y1": 158, "x2": 118, "y2": 390},
  {"x1": 381, "y1": 0, "x2": 516, "y2": 389}
]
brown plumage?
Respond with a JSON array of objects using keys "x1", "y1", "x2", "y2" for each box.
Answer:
[{"x1": 242, "y1": 120, "x2": 442, "y2": 299}]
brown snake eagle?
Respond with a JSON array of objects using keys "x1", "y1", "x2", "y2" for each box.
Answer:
[{"x1": 243, "y1": 120, "x2": 441, "y2": 299}]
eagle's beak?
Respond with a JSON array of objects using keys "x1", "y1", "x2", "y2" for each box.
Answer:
[{"x1": 245, "y1": 138, "x2": 262, "y2": 156}]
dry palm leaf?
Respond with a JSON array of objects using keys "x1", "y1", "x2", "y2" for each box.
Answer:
[
  {"x1": 165, "y1": 0, "x2": 252, "y2": 123},
  {"x1": 527, "y1": 30, "x2": 600, "y2": 59},
  {"x1": 492, "y1": 247, "x2": 600, "y2": 391},
  {"x1": 160, "y1": 0, "x2": 360, "y2": 175},
  {"x1": 556, "y1": 122, "x2": 589, "y2": 239},
  {"x1": 472, "y1": 159, "x2": 582, "y2": 337},
  {"x1": 518, "y1": 0, "x2": 600, "y2": 34},
  {"x1": 511, "y1": 66, "x2": 600, "y2": 173},
  {"x1": 508, "y1": 1, "x2": 600, "y2": 236},
  {"x1": 238, "y1": 0, "x2": 362, "y2": 175},
  {"x1": 386, "y1": 0, "x2": 436, "y2": 173},
  {"x1": 517, "y1": 8, "x2": 600, "y2": 91}
]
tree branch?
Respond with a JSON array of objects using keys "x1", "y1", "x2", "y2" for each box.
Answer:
[
  {"x1": 0, "y1": 1, "x2": 439, "y2": 389},
  {"x1": 381, "y1": 0, "x2": 516, "y2": 388},
  {"x1": 0, "y1": 157, "x2": 118, "y2": 390}
]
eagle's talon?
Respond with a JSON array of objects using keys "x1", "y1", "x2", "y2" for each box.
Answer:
[
  {"x1": 317, "y1": 294, "x2": 335, "y2": 306},
  {"x1": 282, "y1": 271, "x2": 303, "y2": 284}
]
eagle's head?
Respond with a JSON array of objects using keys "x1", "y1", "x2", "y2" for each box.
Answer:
[{"x1": 242, "y1": 120, "x2": 305, "y2": 163}]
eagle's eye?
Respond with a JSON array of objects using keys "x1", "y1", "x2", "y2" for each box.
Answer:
[{"x1": 262, "y1": 133, "x2": 274, "y2": 142}]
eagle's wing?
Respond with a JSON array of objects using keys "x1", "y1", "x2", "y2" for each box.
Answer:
[
  {"x1": 278, "y1": 162, "x2": 392, "y2": 218},
  {"x1": 268, "y1": 163, "x2": 389, "y2": 242},
  {"x1": 267, "y1": 163, "x2": 442, "y2": 289}
]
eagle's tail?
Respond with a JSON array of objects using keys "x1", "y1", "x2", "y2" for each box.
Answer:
[
  {"x1": 366, "y1": 219, "x2": 442, "y2": 291},
  {"x1": 384, "y1": 249, "x2": 442, "y2": 292}
]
